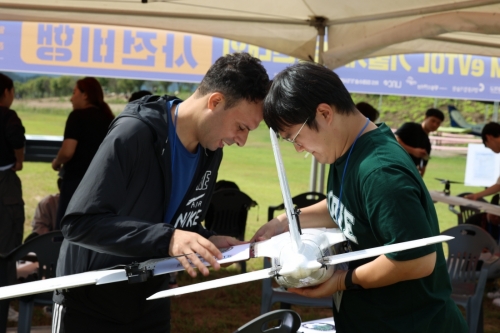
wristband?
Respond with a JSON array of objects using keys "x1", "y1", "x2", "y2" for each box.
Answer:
[{"x1": 344, "y1": 269, "x2": 363, "y2": 290}]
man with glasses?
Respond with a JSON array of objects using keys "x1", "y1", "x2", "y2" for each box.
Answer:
[{"x1": 251, "y1": 62, "x2": 467, "y2": 333}]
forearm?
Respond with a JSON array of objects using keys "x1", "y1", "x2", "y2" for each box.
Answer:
[
  {"x1": 14, "y1": 148, "x2": 24, "y2": 163},
  {"x1": 54, "y1": 150, "x2": 72, "y2": 165},
  {"x1": 351, "y1": 251, "x2": 436, "y2": 289},
  {"x1": 396, "y1": 136, "x2": 414, "y2": 155},
  {"x1": 276, "y1": 199, "x2": 337, "y2": 230},
  {"x1": 54, "y1": 139, "x2": 77, "y2": 165},
  {"x1": 12, "y1": 148, "x2": 24, "y2": 170},
  {"x1": 473, "y1": 184, "x2": 500, "y2": 199}
]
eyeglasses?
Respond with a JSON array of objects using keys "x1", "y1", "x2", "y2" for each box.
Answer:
[{"x1": 284, "y1": 118, "x2": 309, "y2": 145}]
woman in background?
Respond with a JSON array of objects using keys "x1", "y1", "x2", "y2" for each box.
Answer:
[{"x1": 52, "y1": 77, "x2": 114, "y2": 228}]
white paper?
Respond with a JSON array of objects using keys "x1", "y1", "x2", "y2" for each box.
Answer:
[
  {"x1": 153, "y1": 243, "x2": 250, "y2": 275},
  {"x1": 465, "y1": 144, "x2": 500, "y2": 187}
]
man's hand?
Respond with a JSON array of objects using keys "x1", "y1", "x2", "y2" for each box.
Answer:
[
  {"x1": 288, "y1": 270, "x2": 347, "y2": 298},
  {"x1": 411, "y1": 148, "x2": 428, "y2": 159},
  {"x1": 464, "y1": 193, "x2": 480, "y2": 200},
  {"x1": 11, "y1": 161, "x2": 22, "y2": 171},
  {"x1": 52, "y1": 159, "x2": 62, "y2": 171},
  {"x1": 250, "y1": 218, "x2": 289, "y2": 243},
  {"x1": 169, "y1": 229, "x2": 222, "y2": 278},
  {"x1": 208, "y1": 235, "x2": 245, "y2": 248},
  {"x1": 209, "y1": 235, "x2": 245, "y2": 268}
]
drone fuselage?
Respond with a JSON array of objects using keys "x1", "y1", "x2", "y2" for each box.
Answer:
[{"x1": 254, "y1": 228, "x2": 346, "y2": 289}]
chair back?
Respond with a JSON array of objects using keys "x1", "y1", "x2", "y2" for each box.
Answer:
[
  {"x1": 0, "y1": 231, "x2": 63, "y2": 333},
  {"x1": 448, "y1": 192, "x2": 487, "y2": 224},
  {"x1": 442, "y1": 225, "x2": 496, "y2": 295},
  {"x1": 0, "y1": 231, "x2": 63, "y2": 286},
  {"x1": 205, "y1": 189, "x2": 257, "y2": 240},
  {"x1": 267, "y1": 192, "x2": 326, "y2": 221},
  {"x1": 234, "y1": 309, "x2": 301, "y2": 333}
]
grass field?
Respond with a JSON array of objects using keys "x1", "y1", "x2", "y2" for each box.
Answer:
[
  {"x1": 9, "y1": 100, "x2": 500, "y2": 332},
  {"x1": 16, "y1": 111, "x2": 485, "y2": 247}
]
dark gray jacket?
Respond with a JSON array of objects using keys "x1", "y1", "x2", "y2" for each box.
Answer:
[{"x1": 54, "y1": 96, "x2": 222, "y2": 321}]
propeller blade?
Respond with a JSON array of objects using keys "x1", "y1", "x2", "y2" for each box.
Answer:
[
  {"x1": 147, "y1": 268, "x2": 274, "y2": 300},
  {"x1": 434, "y1": 178, "x2": 463, "y2": 184},
  {"x1": 320, "y1": 235, "x2": 453, "y2": 266}
]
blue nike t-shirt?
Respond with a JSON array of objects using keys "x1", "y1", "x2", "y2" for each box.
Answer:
[{"x1": 164, "y1": 100, "x2": 201, "y2": 224}]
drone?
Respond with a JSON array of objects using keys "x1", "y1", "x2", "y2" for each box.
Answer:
[
  {"x1": 0, "y1": 129, "x2": 452, "y2": 302},
  {"x1": 435, "y1": 178, "x2": 463, "y2": 196}
]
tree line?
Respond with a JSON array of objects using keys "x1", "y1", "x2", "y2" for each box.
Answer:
[{"x1": 9, "y1": 74, "x2": 198, "y2": 99}]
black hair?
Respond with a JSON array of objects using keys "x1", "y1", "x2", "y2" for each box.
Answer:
[
  {"x1": 128, "y1": 90, "x2": 152, "y2": 102},
  {"x1": 197, "y1": 52, "x2": 269, "y2": 109},
  {"x1": 264, "y1": 62, "x2": 356, "y2": 133},
  {"x1": 0, "y1": 73, "x2": 14, "y2": 98},
  {"x1": 356, "y1": 102, "x2": 380, "y2": 122},
  {"x1": 481, "y1": 122, "x2": 500, "y2": 145},
  {"x1": 425, "y1": 108, "x2": 444, "y2": 121}
]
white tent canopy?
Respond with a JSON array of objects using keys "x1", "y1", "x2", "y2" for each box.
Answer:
[{"x1": 2, "y1": 0, "x2": 500, "y2": 69}]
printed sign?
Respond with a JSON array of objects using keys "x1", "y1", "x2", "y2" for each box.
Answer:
[{"x1": 2, "y1": 20, "x2": 500, "y2": 101}]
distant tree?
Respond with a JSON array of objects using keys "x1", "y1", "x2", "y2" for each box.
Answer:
[{"x1": 116, "y1": 79, "x2": 145, "y2": 94}]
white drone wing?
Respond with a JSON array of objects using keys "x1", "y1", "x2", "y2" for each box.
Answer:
[
  {"x1": 320, "y1": 235, "x2": 452, "y2": 265},
  {"x1": 0, "y1": 244, "x2": 252, "y2": 301},
  {"x1": 0, "y1": 269, "x2": 126, "y2": 300},
  {"x1": 429, "y1": 190, "x2": 500, "y2": 216},
  {"x1": 147, "y1": 268, "x2": 274, "y2": 300},
  {"x1": 146, "y1": 234, "x2": 452, "y2": 300}
]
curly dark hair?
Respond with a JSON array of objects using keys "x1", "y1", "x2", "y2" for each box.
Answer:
[{"x1": 197, "y1": 53, "x2": 270, "y2": 109}]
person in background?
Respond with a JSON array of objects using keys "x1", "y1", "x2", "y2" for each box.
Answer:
[
  {"x1": 395, "y1": 108, "x2": 444, "y2": 176},
  {"x1": 128, "y1": 90, "x2": 152, "y2": 102},
  {"x1": 465, "y1": 122, "x2": 500, "y2": 201},
  {"x1": 30, "y1": 177, "x2": 61, "y2": 237},
  {"x1": 0, "y1": 72, "x2": 26, "y2": 322},
  {"x1": 52, "y1": 77, "x2": 114, "y2": 229},
  {"x1": 355, "y1": 102, "x2": 379, "y2": 122},
  {"x1": 251, "y1": 62, "x2": 467, "y2": 333}
]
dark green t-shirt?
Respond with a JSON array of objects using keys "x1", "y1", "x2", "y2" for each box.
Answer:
[{"x1": 327, "y1": 123, "x2": 467, "y2": 333}]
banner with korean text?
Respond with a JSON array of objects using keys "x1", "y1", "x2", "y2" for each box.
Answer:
[
  {"x1": 0, "y1": 21, "x2": 297, "y2": 82},
  {"x1": 1, "y1": 21, "x2": 499, "y2": 101}
]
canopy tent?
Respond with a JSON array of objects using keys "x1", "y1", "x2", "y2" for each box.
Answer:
[
  {"x1": 1, "y1": 0, "x2": 500, "y2": 70},
  {"x1": 2, "y1": 0, "x2": 500, "y2": 193}
]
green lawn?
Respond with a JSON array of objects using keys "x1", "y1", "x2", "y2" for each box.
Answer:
[{"x1": 17, "y1": 111, "x2": 486, "y2": 269}]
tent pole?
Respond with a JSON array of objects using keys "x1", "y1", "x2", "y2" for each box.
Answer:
[{"x1": 309, "y1": 17, "x2": 327, "y2": 193}]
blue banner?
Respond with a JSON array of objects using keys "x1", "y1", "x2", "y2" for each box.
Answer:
[
  {"x1": 0, "y1": 21, "x2": 297, "y2": 82},
  {"x1": 336, "y1": 54, "x2": 500, "y2": 101},
  {"x1": 1, "y1": 20, "x2": 499, "y2": 101}
]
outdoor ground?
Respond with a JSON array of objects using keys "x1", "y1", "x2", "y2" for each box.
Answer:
[{"x1": 5, "y1": 96, "x2": 500, "y2": 331}]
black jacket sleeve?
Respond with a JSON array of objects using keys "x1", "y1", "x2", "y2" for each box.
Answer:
[{"x1": 61, "y1": 117, "x2": 174, "y2": 258}]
